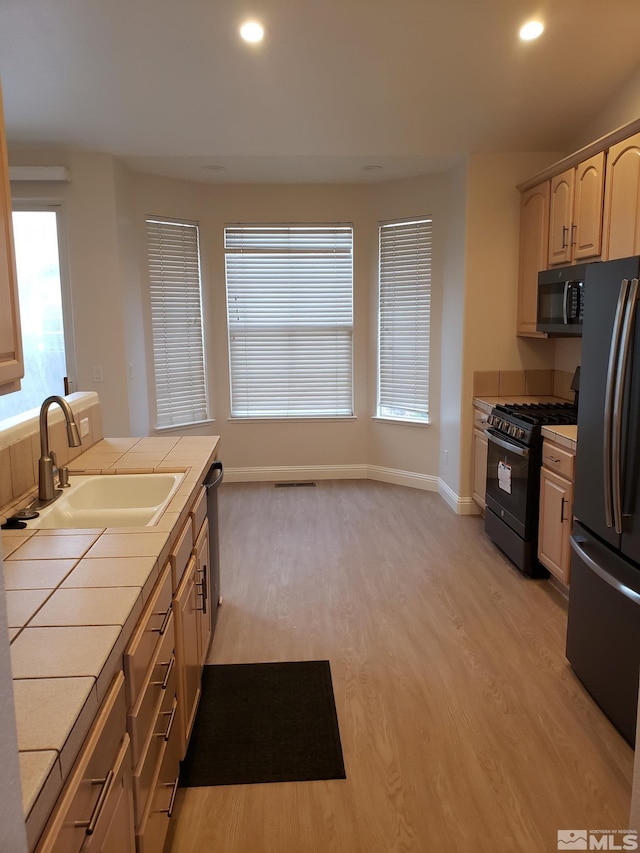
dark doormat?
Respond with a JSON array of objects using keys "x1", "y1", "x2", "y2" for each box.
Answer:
[{"x1": 178, "y1": 660, "x2": 346, "y2": 788}]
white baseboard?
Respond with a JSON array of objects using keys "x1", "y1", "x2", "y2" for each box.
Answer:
[
  {"x1": 366, "y1": 465, "x2": 439, "y2": 492},
  {"x1": 224, "y1": 464, "x2": 479, "y2": 515},
  {"x1": 224, "y1": 464, "x2": 368, "y2": 483}
]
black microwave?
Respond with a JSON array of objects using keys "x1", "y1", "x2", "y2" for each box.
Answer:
[{"x1": 537, "y1": 264, "x2": 588, "y2": 335}]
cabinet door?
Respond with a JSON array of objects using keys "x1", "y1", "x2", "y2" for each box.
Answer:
[
  {"x1": 471, "y1": 428, "x2": 488, "y2": 510},
  {"x1": 35, "y1": 673, "x2": 135, "y2": 853},
  {"x1": 195, "y1": 519, "x2": 212, "y2": 668},
  {"x1": 602, "y1": 131, "x2": 640, "y2": 260},
  {"x1": 174, "y1": 554, "x2": 201, "y2": 759},
  {"x1": 517, "y1": 182, "x2": 550, "y2": 337},
  {"x1": 548, "y1": 169, "x2": 575, "y2": 266},
  {"x1": 573, "y1": 152, "x2": 605, "y2": 260},
  {"x1": 0, "y1": 83, "x2": 23, "y2": 392},
  {"x1": 538, "y1": 466, "x2": 573, "y2": 584}
]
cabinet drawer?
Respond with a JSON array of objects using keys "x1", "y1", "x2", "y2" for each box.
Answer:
[
  {"x1": 133, "y1": 690, "x2": 178, "y2": 828},
  {"x1": 542, "y1": 441, "x2": 574, "y2": 480},
  {"x1": 36, "y1": 672, "x2": 131, "y2": 853},
  {"x1": 170, "y1": 518, "x2": 193, "y2": 591},
  {"x1": 190, "y1": 487, "x2": 207, "y2": 541},
  {"x1": 127, "y1": 610, "x2": 175, "y2": 766},
  {"x1": 473, "y1": 408, "x2": 489, "y2": 430},
  {"x1": 124, "y1": 562, "x2": 172, "y2": 708},
  {"x1": 135, "y1": 691, "x2": 181, "y2": 853}
]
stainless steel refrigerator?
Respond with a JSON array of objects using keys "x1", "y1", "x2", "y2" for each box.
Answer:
[{"x1": 567, "y1": 256, "x2": 640, "y2": 747}]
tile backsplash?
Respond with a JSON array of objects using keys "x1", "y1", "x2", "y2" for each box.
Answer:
[
  {"x1": 473, "y1": 369, "x2": 576, "y2": 401},
  {"x1": 0, "y1": 393, "x2": 103, "y2": 520}
]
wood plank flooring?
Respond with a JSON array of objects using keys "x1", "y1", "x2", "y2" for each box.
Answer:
[{"x1": 166, "y1": 480, "x2": 634, "y2": 853}]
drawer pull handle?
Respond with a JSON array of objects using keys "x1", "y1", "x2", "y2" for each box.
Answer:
[
  {"x1": 75, "y1": 769, "x2": 115, "y2": 835},
  {"x1": 152, "y1": 654, "x2": 175, "y2": 690},
  {"x1": 151, "y1": 604, "x2": 172, "y2": 636},
  {"x1": 545, "y1": 455, "x2": 561, "y2": 464},
  {"x1": 156, "y1": 697, "x2": 178, "y2": 741},
  {"x1": 158, "y1": 776, "x2": 180, "y2": 818},
  {"x1": 196, "y1": 569, "x2": 208, "y2": 614}
]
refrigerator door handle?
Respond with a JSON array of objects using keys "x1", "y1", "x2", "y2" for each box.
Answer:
[
  {"x1": 612, "y1": 278, "x2": 639, "y2": 534},
  {"x1": 604, "y1": 278, "x2": 630, "y2": 529},
  {"x1": 570, "y1": 535, "x2": 640, "y2": 605}
]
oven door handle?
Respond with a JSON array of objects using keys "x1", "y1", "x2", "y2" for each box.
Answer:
[{"x1": 484, "y1": 428, "x2": 529, "y2": 458}]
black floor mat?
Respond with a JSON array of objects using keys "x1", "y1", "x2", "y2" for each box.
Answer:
[{"x1": 178, "y1": 660, "x2": 346, "y2": 787}]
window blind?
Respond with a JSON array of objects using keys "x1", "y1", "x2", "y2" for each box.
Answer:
[
  {"x1": 225, "y1": 224, "x2": 353, "y2": 418},
  {"x1": 146, "y1": 218, "x2": 209, "y2": 429},
  {"x1": 377, "y1": 217, "x2": 432, "y2": 422}
]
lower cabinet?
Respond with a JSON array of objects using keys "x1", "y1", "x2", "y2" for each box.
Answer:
[
  {"x1": 33, "y1": 480, "x2": 217, "y2": 853},
  {"x1": 174, "y1": 553, "x2": 202, "y2": 759},
  {"x1": 471, "y1": 407, "x2": 489, "y2": 510},
  {"x1": 538, "y1": 440, "x2": 575, "y2": 584},
  {"x1": 35, "y1": 672, "x2": 135, "y2": 853},
  {"x1": 195, "y1": 519, "x2": 212, "y2": 668}
]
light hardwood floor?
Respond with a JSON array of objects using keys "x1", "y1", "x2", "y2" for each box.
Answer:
[{"x1": 167, "y1": 480, "x2": 634, "y2": 853}]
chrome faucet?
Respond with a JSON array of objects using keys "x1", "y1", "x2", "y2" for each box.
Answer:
[{"x1": 38, "y1": 396, "x2": 82, "y2": 502}]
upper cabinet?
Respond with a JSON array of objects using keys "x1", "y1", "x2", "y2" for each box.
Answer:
[
  {"x1": 0, "y1": 82, "x2": 23, "y2": 393},
  {"x1": 548, "y1": 152, "x2": 605, "y2": 266},
  {"x1": 602, "y1": 131, "x2": 640, "y2": 261},
  {"x1": 517, "y1": 181, "x2": 549, "y2": 337}
]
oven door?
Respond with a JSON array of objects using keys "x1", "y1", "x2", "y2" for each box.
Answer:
[{"x1": 484, "y1": 428, "x2": 537, "y2": 539}]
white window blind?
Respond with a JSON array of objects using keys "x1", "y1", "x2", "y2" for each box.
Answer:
[
  {"x1": 146, "y1": 217, "x2": 209, "y2": 429},
  {"x1": 225, "y1": 224, "x2": 353, "y2": 418},
  {"x1": 377, "y1": 217, "x2": 432, "y2": 423}
]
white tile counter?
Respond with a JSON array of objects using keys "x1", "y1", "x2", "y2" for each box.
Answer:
[
  {"x1": 541, "y1": 424, "x2": 578, "y2": 451},
  {"x1": 0, "y1": 434, "x2": 220, "y2": 848}
]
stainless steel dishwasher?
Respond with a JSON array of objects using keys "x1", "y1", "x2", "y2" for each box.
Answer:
[{"x1": 203, "y1": 460, "x2": 224, "y2": 635}]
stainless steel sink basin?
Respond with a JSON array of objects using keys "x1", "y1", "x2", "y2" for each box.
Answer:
[{"x1": 26, "y1": 472, "x2": 185, "y2": 529}]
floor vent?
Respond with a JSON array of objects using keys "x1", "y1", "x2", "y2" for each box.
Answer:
[{"x1": 275, "y1": 481, "x2": 317, "y2": 488}]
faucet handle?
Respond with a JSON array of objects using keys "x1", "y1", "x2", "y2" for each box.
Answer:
[{"x1": 50, "y1": 450, "x2": 57, "y2": 468}]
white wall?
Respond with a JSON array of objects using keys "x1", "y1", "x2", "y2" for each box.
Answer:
[
  {"x1": 455, "y1": 151, "x2": 563, "y2": 499},
  {"x1": 572, "y1": 65, "x2": 640, "y2": 151},
  {"x1": 9, "y1": 149, "x2": 133, "y2": 437}
]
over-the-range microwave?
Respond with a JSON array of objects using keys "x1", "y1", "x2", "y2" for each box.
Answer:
[{"x1": 537, "y1": 263, "x2": 589, "y2": 336}]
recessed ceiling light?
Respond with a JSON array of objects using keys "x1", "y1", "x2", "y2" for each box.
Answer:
[
  {"x1": 240, "y1": 21, "x2": 264, "y2": 43},
  {"x1": 519, "y1": 20, "x2": 544, "y2": 40},
  {"x1": 362, "y1": 164, "x2": 383, "y2": 171}
]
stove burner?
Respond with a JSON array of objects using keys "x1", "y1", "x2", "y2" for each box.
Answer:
[{"x1": 492, "y1": 402, "x2": 578, "y2": 427}]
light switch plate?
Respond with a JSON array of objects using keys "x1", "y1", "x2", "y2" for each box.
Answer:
[{"x1": 80, "y1": 418, "x2": 90, "y2": 437}]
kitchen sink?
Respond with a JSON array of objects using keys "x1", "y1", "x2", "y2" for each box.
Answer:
[{"x1": 25, "y1": 472, "x2": 185, "y2": 529}]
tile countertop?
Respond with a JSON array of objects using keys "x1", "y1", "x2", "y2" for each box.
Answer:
[
  {"x1": 541, "y1": 424, "x2": 578, "y2": 451},
  {"x1": 0, "y1": 434, "x2": 220, "y2": 845}
]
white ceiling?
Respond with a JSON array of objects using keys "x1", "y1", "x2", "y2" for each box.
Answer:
[{"x1": 0, "y1": 0, "x2": 639, "y2": 184}]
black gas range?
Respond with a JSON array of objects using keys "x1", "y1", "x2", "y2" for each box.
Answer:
[{"x1": 484, "y1": 401, "x2": 578, "y2": 577}]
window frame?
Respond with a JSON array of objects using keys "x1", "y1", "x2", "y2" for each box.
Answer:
[
  {"x1": 224, "y1": 222, "x2": 355, "y2": 420},
  {"x1": 146, "y1": 215, "x2": 210, "y2": 431},
  {"x1": 376, "y1": 215, "x2": 432, "y2": 426}
]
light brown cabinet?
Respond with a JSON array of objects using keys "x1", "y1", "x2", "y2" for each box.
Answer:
[
  {"x1": 548, "y1": 154, "x2": 605, "y2": 266},
  {"x1": 538, "y1": 440, "x2": 575, "y2": 584},
  {"x1": 195, "y1": 519, "x2": 212, "y2": 668},
  {"x1": 517, "y1": 182, "x2": 550, "y2": 337},
  {"x1": 471, "y1": 408, "x2": 489, "y2": 510},
  {"x1": 602, "y1": 131, "x2": 640, "y2": 260},
  {"x1": 174, "y1": 553, "x2": 201, "y2": 760},
  {"x1": 35, "y1": 673, "x2": 135, "y2": 853},
  {"x1": 0, "y1": 82, "x2": 23, "y2": 393}
]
